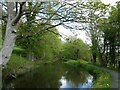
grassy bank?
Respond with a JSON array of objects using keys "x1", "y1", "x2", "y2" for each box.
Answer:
[
  {"x1": 3, "y1": 54, "x2": 112, "y2": 88},
  {"x1": 3, "y1": 54, "x2": 57, "y2": 80},
  {"x1": 3, "y1": 54, "x2": 33, "y2": 80},
  {"x1": 65, "y1": 60, "x2": 112, "y2": 88}
]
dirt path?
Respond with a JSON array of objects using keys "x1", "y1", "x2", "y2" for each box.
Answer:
[{"x1": 100, "y1": 67, "x2": 120, "y2": 88}]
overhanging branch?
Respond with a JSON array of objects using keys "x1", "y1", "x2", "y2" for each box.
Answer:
[{"x1": 12, "y1": 2, "x2": 26, "y2": 26}]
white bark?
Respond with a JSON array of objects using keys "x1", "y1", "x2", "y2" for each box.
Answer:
[
  {"x1": 0, "y1": 2, "x2": 18, "y2": 67},
  {"x1": 0, "y1": 25, "x2": 17, "y2": 66}
]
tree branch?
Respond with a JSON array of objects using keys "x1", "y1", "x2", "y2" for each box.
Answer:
[
  {"x1": 0, "y1": 2, "x2": 7, "y2": 7},
  {"x1": 12, "y1": 2, "x2": 26, "y2": 26}
]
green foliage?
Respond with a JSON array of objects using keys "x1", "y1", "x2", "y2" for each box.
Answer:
[
  {"x1": 81, "y1": 1, "x2": 110, "y2": 64},
  {"x1": 16, "y1": 26, "x2": 62, "y2": 61},
  {"x1": 97, "y1": 2, "x2": 120, "y2": 68},
  {"x1": 93, "y1": 73, "x2": 112, "y2": 88},
  {"x1": 61, "y1": 38, "x2": 90, "y2": 61},
  {"x1": 33, "y1": 30, "x2": 62, "y2": 61}
]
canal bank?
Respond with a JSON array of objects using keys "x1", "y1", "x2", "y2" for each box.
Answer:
[
  {"x1": 2, "y1": 55, "x2": 112, "y2": 89},
  {"x1": 65, "y1": 60, "x2": 112, "y2": 88}
]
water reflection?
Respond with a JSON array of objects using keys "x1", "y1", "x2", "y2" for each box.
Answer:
[
  {"x1": 3, "y1": 63, "x2": 93, "y2": 89},
  {"x1": 59, "y1": 74, "x2": 93, "y2": 88}
]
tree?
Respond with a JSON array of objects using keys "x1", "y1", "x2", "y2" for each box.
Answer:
[
  {"x1": 17, "y1": 25, "x2": 62, "y2": 61},
  {"x1": 62, "y1": 37, "x2": 90, "y2": 61},
  {"x1": 0, "y1": 2, "x2": 85, "y2": 67},
  {"x1": 101, "y1": 1, "x2": 120, "y2": 67},
  {"x1": 95, "y1": 1, "x2": 120, "y2": 67},
  {"x1": 0, "y1": 2, "x2": 22, "y2": 66},
  {"x1": 80, "y1": 2, "x2": 109, "y2": 63}
]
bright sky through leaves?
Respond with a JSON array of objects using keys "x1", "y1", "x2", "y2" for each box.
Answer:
[{"x1": 57, "y1": 0, "x2": 119, "y2": 44}]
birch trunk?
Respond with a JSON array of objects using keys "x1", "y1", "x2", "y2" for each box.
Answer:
[
  {"x1": 0, "y1": 25, "x2": 17, "y2": 66},
  {"x1": 0, "y1": 2, "x2": 18, "y2": 67}
]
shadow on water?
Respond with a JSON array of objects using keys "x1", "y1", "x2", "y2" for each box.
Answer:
[{"x1": 2, "y1": 62, "x2": 93, "y2": 89}]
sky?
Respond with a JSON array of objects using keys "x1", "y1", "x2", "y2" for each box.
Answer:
[
  {"x1": 101, "y1": 0, "x2": 119, "y2": 5},
  {"x1": 57, "y1": 0, "x2": 119, "y2": 44}
]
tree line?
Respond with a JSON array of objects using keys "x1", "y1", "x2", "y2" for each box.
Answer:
[{"x1": 0, "y1": 1, "x2": 120, "y2": 69}]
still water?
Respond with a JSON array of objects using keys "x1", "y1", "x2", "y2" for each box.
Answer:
[{"x1": 3, "y1": 62, "x2": 93, "y2": 89}]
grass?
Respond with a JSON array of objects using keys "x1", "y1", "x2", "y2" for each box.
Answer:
[
  {"x1": 3, "y1": 54, "x2": 33, "y2": 79},
  {"x1": 0, "y1": 45, "x2": 24, "y2": 58},
  {"x1": 65, "y1": 60, "x2": 112, "y2": 88}
]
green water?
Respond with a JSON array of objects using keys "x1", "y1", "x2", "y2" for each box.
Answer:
[{"x1": 3, "y1": 62, "x2": 93, "y2": 89}]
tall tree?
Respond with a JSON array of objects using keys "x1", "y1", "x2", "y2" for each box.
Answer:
[
  {"x1": 102, "y1": 1, "x2": 120, "y2": 67},
  {"x1": 81, "y1": 2, "x2": 109, "y2": 63},
  {"x1": 96, "y1": 1, "x2": 120, "y2": 67},
  {"x1": 0, "y1": 1, "x2": 85, "y2": 67}
]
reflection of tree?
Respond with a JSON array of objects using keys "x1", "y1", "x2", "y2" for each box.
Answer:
[
  {"x1": 64, "y1": 67, "x2": 87, "y2": 87},
  {"x1": 14, "y1": 63, "x2": 65, "y2": 88},
  {"x1": 8, "y1": 63, "x2": 90, "y2": 88}
]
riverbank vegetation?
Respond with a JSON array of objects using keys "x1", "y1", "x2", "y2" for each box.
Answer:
[
  {"x1": 65, "y1": 60, "x2": 112, "y2": 88},
  {"x1": 3, "y1": 53, "x2": 112, "y2": 88}
]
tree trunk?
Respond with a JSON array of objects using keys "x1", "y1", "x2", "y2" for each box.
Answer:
[
  {"x1": 109, "y1": 38, "x2": 116, "y2": 68},
  {"x1": 0, "y1": 2, "x2": 18, "y2": 67},
  {"x1": 119, "y1": 61, "x2": 120, "y2": 68},
  {"x1": 92, "y1": 52, "x2": 96, "y2": 63},
  {"x1": 0, "y1": 24, "x2": 17, "y2": 67}
]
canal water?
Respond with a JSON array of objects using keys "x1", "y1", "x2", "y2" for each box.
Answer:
[{"x1": 3, "y1": 62, "x2": 93, "y2": 89}]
